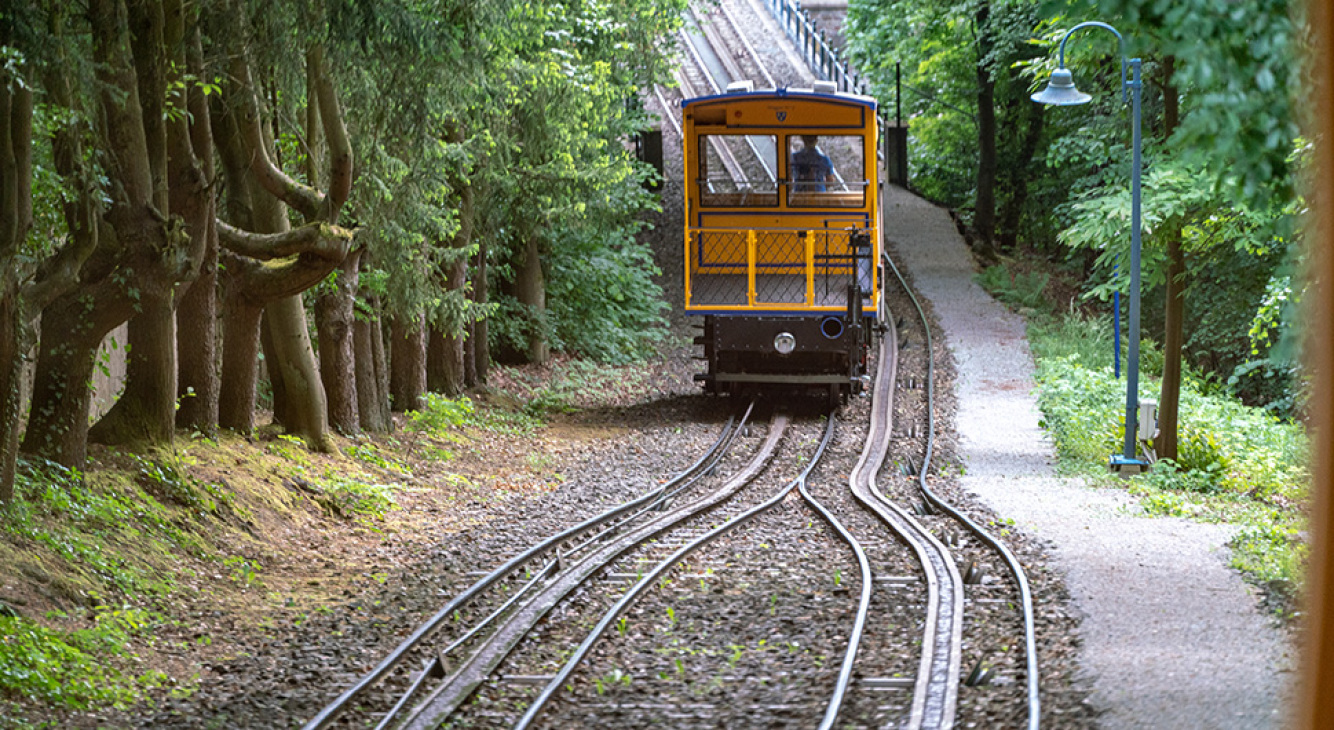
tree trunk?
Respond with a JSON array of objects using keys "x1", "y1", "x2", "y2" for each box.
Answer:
[
  {"x1": 426, "y1": 326, "x2": 449, "y2": 393},
  {"x1": 971, "y1": 0, "x2": 997, "y2": 258},
  {"x1": 358, "y1": 300, "x2": 393, "y2": 431},
  {"x1": 515, "y1": 236, "x2": 548, "y2": 364},
  {"x1": 0, "y1": 55, "x2": 34, "y2": 501},
  {"x1": 206, "y1": 42, "x2": 350, "y2": 447},
  {"x1": 267, "y1": 293, "x2": 332, "y2": 450},
  {"x1": 177, "y1": 242, "x2": 217, "y2": 433},
  {"x1": 1158, "y1": 239, "x2": 1186, "y2": 460},
  {"x1": 21, "y1": 299, "x2": 122, "y2": 467},
  {"x1": 428, "y1": 255, "x2": 468, "y2": 396},
  {"x1": 1155, "y1": 56, "x2": 1184, "y2": 462},
  {"x1": 464, "y1": 321, "x2": 477, "y2": 387},
  {"x1": 261, "y1": 308, "x2": 291, "y2": 427},
  {"x1": 430, "y1": 124, "x2": 473, "y2": 395},
  {"x1": 0, "y1": 288, "x2": 22, "y2": 500},
  {"x1": 316, "y1": 249, "x2": 360, "y2": 434},
  {"x1": 354, "y1": 308, "x2": 391, "y2": 432},
  {"x1": 23, "y1": 0, "x2": 177, "y2": 468},
  {"x1": 998, "y1": 69, "x2": 1044, "y2": 250},
  {"x1": 219, "y1": 290, "x2": 263, "y2": 434},
  {"x1": 469, "y1": 234, "x2": 489, "y2": 384},
  {"x1": 175, "y1": 19, "x2": 219, "y2": 434},
  {"x1": 89, "y1": 292, "x2": 177, "y2": 445},
  {"x1": 86, "y1": 0, "x2": 197, "y2": 448},
  {"x1": 390, "y1": 313, "x2": 427, "y2": 412}
]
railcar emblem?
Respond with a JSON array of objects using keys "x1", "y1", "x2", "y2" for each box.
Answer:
[{"x1": 777, "y1": 111, "x2": 788, "y2": 121}]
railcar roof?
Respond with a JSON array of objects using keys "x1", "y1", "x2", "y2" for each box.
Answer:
[{"x1": 681, "y1": 87, "x2": 877, "y2": 110}]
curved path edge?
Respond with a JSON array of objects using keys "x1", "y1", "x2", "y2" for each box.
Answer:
[{"x1": 882, "y1": 185, "x2": 1292, "y2": 729}]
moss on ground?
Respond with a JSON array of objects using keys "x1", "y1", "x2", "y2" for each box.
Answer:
[{"x1": 0, "y1": 360, "x2": 655, "y2": 725}]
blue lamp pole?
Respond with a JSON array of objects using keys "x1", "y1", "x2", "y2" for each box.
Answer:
[{"x1": 1032, "y1": 21, "x2": 1149, "y2": 472}]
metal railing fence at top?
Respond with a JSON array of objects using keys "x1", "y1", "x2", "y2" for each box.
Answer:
[
  {"x1": 762, "y1": 0, "x2": 868, "y2": 95},
  {"x1": 758, "y1": 0, "x2": 903, "y2": 170}
]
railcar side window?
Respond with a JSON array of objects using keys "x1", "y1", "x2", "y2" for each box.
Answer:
[
  {"x1": 787, "y1": 134, "x2": 865, "y2": 208},
  {"x1": 696, "y1": 134, "x2": 779, "y2": 207}
]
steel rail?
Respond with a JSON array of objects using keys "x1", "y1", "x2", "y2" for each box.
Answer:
[
  {"x1": 883, "y1": 249, "x2": 1042, "y2": 729},
  {"x1": 302, "y1": 408, "x2": 747, "y2": 730},
  {"x1": 716, "y1": 1, "x2": 777, "y2": 90},
  {"x1": 794, "y1": 423, "x2": 874, "y2": 730},
  {"x1": 672, "y1": 63, "x2": 749, "y2": 192},
  {"x1": 707, "y1": 1, "x2": 850, "y2": 190},
  {"x1": 680, "y1": 13, "x2": 777, "y2": 183},
  {"x1": 513, "y1": 412, "x2": 835, "y2": 730},
  {"x1": 396, "y1": 415, "x2": 790, "y2": 730},
  {"x1": 850, "y1": 319, "x2": 963, "y2": 729},
  {"x1": 690, "y1": 7, "x2": 749, "y2": 89},
  {"x1": 653, "y1": 84, "x2": 683, "y2": 138}
]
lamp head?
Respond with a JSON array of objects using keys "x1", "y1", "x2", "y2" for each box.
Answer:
[{"x1": 1031, "y1": 67, "x2": 1092, "y2": 106}]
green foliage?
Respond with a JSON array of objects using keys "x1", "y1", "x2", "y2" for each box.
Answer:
[
  {"x1": 316, "y1": 477, "x2": 397, "y2": 520},
  {"x1": 222, "y1": 556, "x2": 263, "y2": 589},
  {"x1": 1030, "y1": 310, "x2": 1309, "y2": 595},
  {"x1": 132, "y1": 455, "x2": 231, "y2": 516},
  {"x1": 545, "y1": 224, "x2": 669, "y2": 364},
  {"x1": 473, "y1": 0, "x2": 683, "y2": 363},
  {"x1": 975, "y1": 263, "x2": 1050, "y2": 311},
  {"x1": 1230, "y1": 523, "x2": 1305, "y2": 596},
  {"x1": 1090, "y1": 0, "x2": 1300, "y2": 204},
  {"x1": 405, "y1": 394, "x2": 474, "y2": 435},
  {"x1": 848, "y1": 0, "x2": 1049, "y2": 226},
  {"x1": 343, "y1": 442, "x2": 413, "y2": 474},
  {"x1": 266, "y1": 435, "x2": 312, "y2": 467},
  {"x1": 5, "y1": 460, "x2": 199, "y2": 595},
  {"x1": 0, "y1": 607, "x2": 166, "y2": 709},
  {"x1": 1034, "y1": 354, "x2": 1123, "y2": 463}
]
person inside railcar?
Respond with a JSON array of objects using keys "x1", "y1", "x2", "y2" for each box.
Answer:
[{"x1": 791, "y1": 135, "x2": 835, "y2": 192}]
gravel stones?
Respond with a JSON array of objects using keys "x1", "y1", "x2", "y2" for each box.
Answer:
[{"x1": 884, "y1": 183, "x2": 1295, "y2": 728}]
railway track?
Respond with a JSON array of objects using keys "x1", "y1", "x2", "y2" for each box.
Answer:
[
  {"x1": 305, "y1": 407, "x2": 877, "y2": 728},
  {"x1": 662, "y1": 1, "x2": 1042, "y2": 724},
  {"x1": 302, "y1": 409, "x2": 752, "y2": 728},
  {"x1": 301, "y1": 2, "x2": 1040, "y2": 727}
]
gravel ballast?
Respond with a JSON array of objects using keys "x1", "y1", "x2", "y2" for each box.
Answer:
[{"x1": 883, "y1": 184, "x2": 1295, "y2": 728}]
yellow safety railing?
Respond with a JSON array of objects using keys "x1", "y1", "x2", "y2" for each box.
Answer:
[{"x1": 684, "y1": 226, "x2": 878, "y2": 313}]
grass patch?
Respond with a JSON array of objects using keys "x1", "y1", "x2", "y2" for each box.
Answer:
[
  {"x1": 976, "y1": 257, "x2": 1309, "y2": 611},
  {"x1": 4, "y1": 459, "x2": 205, "y2": 597},
  {"x1": 0, "y1": 605, "x2": 169, "y2": 710},
  {"x1": 0, "y1": 357, "x2": 634, "y2": 722},
  {"x1": 1026, "y1": 311, "x2": 1309, "y2": 610}
]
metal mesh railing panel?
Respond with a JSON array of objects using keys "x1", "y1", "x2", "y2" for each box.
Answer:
[
  {"x1": 754, "y1": 231, "x2": 805, "y2": 305},
  {"x1": 687, "y1": 227, "x2": 875, "y2": 310},
  {"x1": 690, "y1": 230, "x2": 747, "y2": 306}
]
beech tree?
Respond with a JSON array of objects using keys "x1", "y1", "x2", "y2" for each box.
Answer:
[
  {"x1": 848, "y1": 0, "x2": 1047, "y2": 253},
  {"x1": 0, "y1": 0, "x2": 690, "y2": 487},
  {"x1": 21, "y1": 0, "x2": 201, "y2": 467},
  {"x1": 480, "y1": 0, "x2": 681, "y2": 365},
  {"x1": 89, "y1": 0, "x2": 215, "y2": 448},
  {"x1": 1053, "y1": 0, "x2": 1300, "y2": 457},
  {"x1": 211, "y1": 40, "x2": 353, "y2": 450}
]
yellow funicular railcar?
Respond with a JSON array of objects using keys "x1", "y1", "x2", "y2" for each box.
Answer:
[{"x1": 682, "y1": 80, "x2": 882, "y2": 403}]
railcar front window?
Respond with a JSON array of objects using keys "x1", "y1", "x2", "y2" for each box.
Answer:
[
  {"x1": 787, "y1": 134, "x2": 866, "y2": 208},
  {"x1": 696, "y1": 134, "x2": 779, "y2": 207}
]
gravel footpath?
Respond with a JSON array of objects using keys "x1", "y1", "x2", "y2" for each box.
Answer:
[{"x1": 883, "y1": 185, "x2": 1295, "y2": 729}]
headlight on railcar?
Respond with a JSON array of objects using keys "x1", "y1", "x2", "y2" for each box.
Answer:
[{"x1": 774, "y1": 332, "x2": 796, "y2": 355}]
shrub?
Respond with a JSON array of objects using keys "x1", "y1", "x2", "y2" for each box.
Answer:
[
  {"x1": 1030, "y1": 310, "x2": 1309, "y2": 600},
  {"x1": 0, "y1": 607, "x2": 165, "y2": 709}
]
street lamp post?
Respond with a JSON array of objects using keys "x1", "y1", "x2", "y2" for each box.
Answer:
[{"x1": 1032, "y1": 21, "x2": 1150, "y2": 474}]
